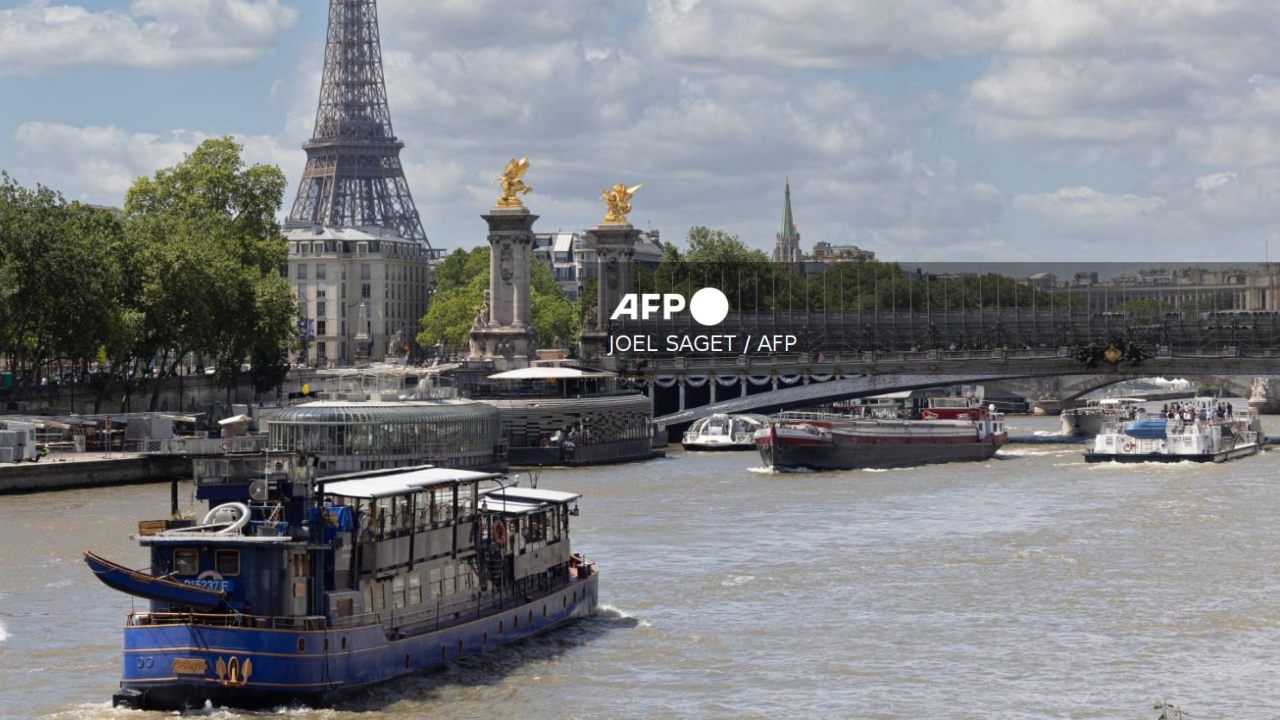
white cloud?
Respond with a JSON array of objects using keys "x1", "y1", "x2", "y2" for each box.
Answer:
[
  {"x1": 12, "y1": 122, "x2": 298, "y2": 204},
  {"x1": 20, "y1": 1, "x2": 1280, "y2": 261},
  {"x1": 0, "y1": 0, "x2": 297, "y2": 76}
]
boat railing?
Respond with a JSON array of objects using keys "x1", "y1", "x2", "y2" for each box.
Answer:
[
  {"x1": 774, "y1": 411, "x2": 854, "y2": 423},
  {"x1": 128, "y1": 611, "x2": 330, "y2": 631}
]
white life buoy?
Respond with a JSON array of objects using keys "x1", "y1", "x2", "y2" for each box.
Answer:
[
  {"x1": 1122, "y1": 441, "x2": 1135, "y2": 452},
  {"x1": 202, "y1": 502, "x2": 251, "y2": 535}
]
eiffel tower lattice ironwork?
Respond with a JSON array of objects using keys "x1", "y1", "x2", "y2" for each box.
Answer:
[{"x1": 288, "y1": 0, "x2": 431, "y2": 249}]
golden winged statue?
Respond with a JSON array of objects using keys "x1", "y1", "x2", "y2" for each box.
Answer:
[
  {"x1": 600, "y1": 182, "x2": 643, "y2": 224},
  {"x1": 494, "y1": 157, "x2": 533, "y2": 208}
]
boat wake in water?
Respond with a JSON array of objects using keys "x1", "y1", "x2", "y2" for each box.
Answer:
[{"x1": 0, "y1": 620, "x2": 8, "y2": 643}]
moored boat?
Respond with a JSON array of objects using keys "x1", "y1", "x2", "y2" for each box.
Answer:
[
  {"x1": 682, "y1": 413, "x2": 769, "y2": 451},
  {"x1": 754, "y1": 399, "x2": 1008, "y2": 471},
  {"x1": 1061, "y1": 397, "x2": 1144, "y2": 437},
  {"x1": 1085, "y1": 399, "x2": 1260, "y2": 463},
  {"x1": 85, "y1": 460, "x2": 598, "y2": 710}
]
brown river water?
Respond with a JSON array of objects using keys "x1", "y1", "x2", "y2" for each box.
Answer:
[{"x1": 2, "y1": 412, "x2": 1279, "y2": 719}]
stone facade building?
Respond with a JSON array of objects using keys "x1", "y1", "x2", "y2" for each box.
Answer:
[{"x1": 286, "y1": 224, "x2": 433, "y2": 366}]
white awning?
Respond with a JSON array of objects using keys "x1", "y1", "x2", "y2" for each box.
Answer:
[
  {"x1": 488, "y1": 366, "x2": 614, "y2": 380},
  {"x1": 323, "y1": 467, "x2": 500, "y2": 499},
  {"x1": 478, "y1": 497, "x2": 546, "y2": 515},
  {"x1": 485, "y1": 487, "x2": 582, "y2": 504},
  {"x1": 218, "y1": 414, "x2": 252, "y2": 425}
]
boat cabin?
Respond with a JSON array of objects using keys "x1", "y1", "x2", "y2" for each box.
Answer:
[{"x1": 123, "y1": 463, "x2": 585, "y2": 636}]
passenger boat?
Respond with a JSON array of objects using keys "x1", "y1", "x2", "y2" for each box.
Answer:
[
  {"x1": 754, "y1": 398, "x2": 1008, "y2": 471},
  {"x1": 1060, "y1": 397, "x2": 1144, "y2": 437},
  {"x1": 84, "y1": 460, "x2": 599, "y2": 710},
  {"x1": 1085, "y1": 399, "x2": 1260, "y2": 463},
  {"x1": 681, "y1": 413, "x2": 769, "y2": 451}
]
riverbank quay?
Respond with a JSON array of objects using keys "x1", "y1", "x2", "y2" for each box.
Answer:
[{"x1": 0, "y1": 453, "x2": 188, "y2": 494}]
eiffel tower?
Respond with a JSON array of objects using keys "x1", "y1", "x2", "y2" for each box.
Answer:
[{"x1": 288, "y1": 0, "x2": 431, "y2": 250}]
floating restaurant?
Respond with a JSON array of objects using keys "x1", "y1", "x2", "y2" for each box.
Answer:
[
  {"x1": 473, "y1": 366, "x2": 655, "y2": 466},
  {"x1": 268, "y1": 400, "x2": 506, "y2": 474}
]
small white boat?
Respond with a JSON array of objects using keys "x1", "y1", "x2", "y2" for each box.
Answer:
[
  {"x1": 1061, "y1": 397, "x2": 1145, "y2": 437},
  {"x1": 1085, "y1": 398, "x2": 1260, "y2": 463},
  {"x1": 682, "y1": 413, "x2": 770, "y2": 451}
]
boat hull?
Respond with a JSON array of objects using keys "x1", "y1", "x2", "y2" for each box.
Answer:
[
  {"x1": 112, "y1": 574, "x2": 599, "y2": 710},
  {"x1": 1061, "y1": 413, "x2": 1107, "y2": 437},
  {"x1": 681, "y1": 441, "x2": 755, "y2": 452},
  {"x1": 757, "y1": 437, "x2": 1002, "y2": 471},
  {"x1": 1084, "y1": 443, "x2": 1260, "y2": 464}
]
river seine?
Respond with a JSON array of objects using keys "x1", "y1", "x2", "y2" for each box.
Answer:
[{"x1": 3, "y1": 412, "x2": 1279, "y2": 719}]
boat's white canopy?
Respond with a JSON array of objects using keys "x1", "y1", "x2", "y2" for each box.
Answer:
[
  {"x1": 323, "y1": 467, "x2": 501, "y2": 499},
  {"x1": 478, "y1": 486, "x2": 582, "y2": 515},
  {"x1": 1095, "y1": 397, "x2": 1144, "y2": 406},
  {"x1": 487, "y1": 366, "x2": 614, "y2": 380},
  {"x1": 487, "y1": 487, "x2": 582, "y2": 504}
]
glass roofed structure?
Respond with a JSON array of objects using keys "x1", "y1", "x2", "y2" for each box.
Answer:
[{"x1": 268, "y1": 400, "x2": 506, "y2": 475}]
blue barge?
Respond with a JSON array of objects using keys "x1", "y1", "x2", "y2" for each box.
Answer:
[{"x1": 84, "y1": 460, "x2": 599, "y2": 710}]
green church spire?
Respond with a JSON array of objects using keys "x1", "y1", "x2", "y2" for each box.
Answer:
[{"x1": 781, "y1": 178, "x2": 796, "y2": 240}]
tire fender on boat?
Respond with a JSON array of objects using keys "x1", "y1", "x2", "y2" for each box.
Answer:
[{"x1": 492, "y1": 517, "x2": 508, "y2": 546}]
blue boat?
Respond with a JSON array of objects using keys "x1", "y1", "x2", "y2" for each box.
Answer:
[{"x1": 85, "y1": 461, "x2": 599, "y2": 710}]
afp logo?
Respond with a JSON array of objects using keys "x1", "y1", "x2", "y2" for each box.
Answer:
[{"x1": 610, "y1": 288, "x2": 730, "y2": 326}]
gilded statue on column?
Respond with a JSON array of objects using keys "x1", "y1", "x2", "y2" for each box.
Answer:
[
  {"x1": 600, "y1": 182, "x2": 643, "y2": 225},
  {"x1": 494, "y1": 157, "x2": 533, "y2": 209}
]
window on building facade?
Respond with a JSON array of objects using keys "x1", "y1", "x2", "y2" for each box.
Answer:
[
  {"x1": 317, "y1": 320, "x2": 327, "y2": 336},
  {"x1": 316, "y1": 264, "x2": 327, "y2": 280},
  {"x1": 361, "y1": 263, "x2": 371, "y2": 280},
  {"x1": 362, "y1": 283, "x2": 371, "y2": 299},
  {"x1": 297, "y1": 264, "x2": 308, "y2": 280},
  {"x1": 317, "y1": 301, "x2": 326, "y2": 318}
]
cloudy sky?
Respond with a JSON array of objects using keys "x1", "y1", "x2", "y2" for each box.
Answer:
[{"x1": 3, "y1": 0, "x2": 1280, "y2": 261}]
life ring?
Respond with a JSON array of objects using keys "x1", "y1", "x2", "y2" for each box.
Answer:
[
  {"x1": 1122, "y1": 441, "x2": 1135, "y2": 452},
  {"x1": 491, "y1": 518, "x2": 508, "y2": 546},
  {"x1": 220, "y1": 440, "x2": 232, "y2": 453}
]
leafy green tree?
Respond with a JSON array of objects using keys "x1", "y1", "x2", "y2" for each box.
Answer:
[
  {"x1": 417, "y1": 247, "x2": 579, "y2": 350},
  {"x1": 123, "y1": 138, "x2": 296, "y2": 407},
  {"x1": 0, "y1": 175, "x2": 128, "y2": 400}
]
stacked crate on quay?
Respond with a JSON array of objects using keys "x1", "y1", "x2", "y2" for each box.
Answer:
[{"x1": 0, "y1": 423, "x2": 37, "y2": 463}]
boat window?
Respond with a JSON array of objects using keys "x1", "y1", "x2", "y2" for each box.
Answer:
[
  {"x1": 214, "y1": 550, "x2": 241, "y2": 577},
  {"x1": 174, "y1": 549, "x2": 198, "y2": 575}
]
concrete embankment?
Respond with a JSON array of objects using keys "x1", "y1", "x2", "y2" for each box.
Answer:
[{"x1": 0, "y1": 453, "x2": 189, "y2": 494}]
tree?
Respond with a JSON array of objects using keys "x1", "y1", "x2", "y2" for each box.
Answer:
[
  {"x1": 0, "y1": 175, "x2": 128, "y2": 401},
  {"x1": 123, "y1": 138, "x2": 296, "y2": 407},
  {"x1": 417, "y1": 247, "x2": 579, "y2": 350}
]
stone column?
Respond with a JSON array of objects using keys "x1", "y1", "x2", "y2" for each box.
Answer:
[
  {"x1": 469, "y1": 207, "x2": 539, "y2": 369},
  {"x1": 580, "y1": 223, "x2": 640, "y2": 363}
]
